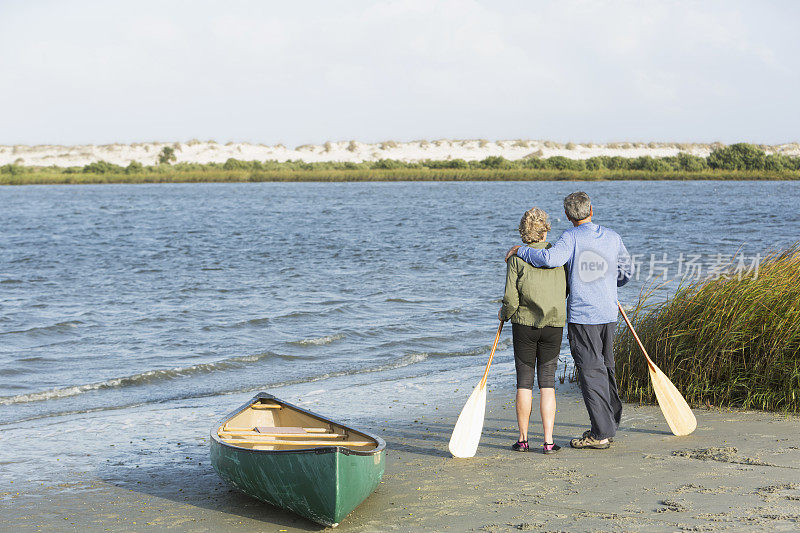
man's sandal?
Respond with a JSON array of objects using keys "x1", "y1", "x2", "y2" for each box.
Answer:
[
  {"x1": 570, "y1": 434, "x2": 610, "y2": 449},
  {"x1": 582, "y1": 430, "x2": 613, "y2": 443}
]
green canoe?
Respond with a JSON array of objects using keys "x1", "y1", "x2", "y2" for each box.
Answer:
[{"x1": 210, "y1": 392, "x2": 386, "y2": 527}]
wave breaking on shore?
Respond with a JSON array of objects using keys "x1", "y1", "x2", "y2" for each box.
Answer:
[{"x1": 0, "y1": 339, "x2": 511, "y2": 408}]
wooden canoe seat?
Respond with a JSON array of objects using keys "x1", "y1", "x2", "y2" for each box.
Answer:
[
  {"x1": 223, "y1": 426, "x2": 328, "y2": 433},
  {"x1": 256, "y1": 426, "x2": 307, "y2": 434}
]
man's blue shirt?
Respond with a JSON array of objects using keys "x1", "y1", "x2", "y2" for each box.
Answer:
[{"x1": 516, "y1": 222, "x2": 631, "y2": 325}]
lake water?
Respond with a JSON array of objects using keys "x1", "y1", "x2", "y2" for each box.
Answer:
[{"x1": 1, "y1": 181, "x2": 798, "y2": 489}]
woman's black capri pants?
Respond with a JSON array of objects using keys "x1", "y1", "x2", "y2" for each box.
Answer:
[{"x1": 512, "y1": 323, "x2": 562, "y2": 389}]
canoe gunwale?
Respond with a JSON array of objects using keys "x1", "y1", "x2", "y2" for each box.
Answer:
[{"x1": 210, "y1": 392, "x2": 386, "y2": 457}]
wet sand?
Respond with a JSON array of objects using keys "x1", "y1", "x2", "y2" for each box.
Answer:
[{"x1": 3, "y1": 383, "x2": 800, "y2": 532}]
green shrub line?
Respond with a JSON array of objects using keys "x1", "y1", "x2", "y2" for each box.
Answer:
[
  {"x1": 615, "y1": 245, "x2": 800, "y2": 413},
  {"x1": 3, "y1": 143, "x2": 800, "y2": 184}
]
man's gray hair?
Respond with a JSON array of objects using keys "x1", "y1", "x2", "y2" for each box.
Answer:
[{"x1": 563, "y1": 191, "x2": 591, "y2": 221}]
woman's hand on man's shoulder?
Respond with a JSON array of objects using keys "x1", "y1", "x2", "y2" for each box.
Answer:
[{"x1": 505, "y1": 245, "x2": 521, "y2": 262}]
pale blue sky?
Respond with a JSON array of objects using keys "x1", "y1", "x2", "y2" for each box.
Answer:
[{"x1": 1, "y1": 0, "x2": 798, "y2": 145}]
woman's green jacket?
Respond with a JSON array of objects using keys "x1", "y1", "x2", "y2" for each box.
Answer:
[{"x1": 500, "y1": 241, "x2": 567, "y2": 328}]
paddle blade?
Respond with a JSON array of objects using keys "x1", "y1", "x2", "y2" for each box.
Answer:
[
  {"x1": 646, "y1": 358, "x2": 697, "y2": 436},
  {"x1": 448, "y1": 382, "x2": 487, "y2": 458}
]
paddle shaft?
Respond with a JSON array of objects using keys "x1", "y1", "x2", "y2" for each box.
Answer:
[
  {"x1": 617, "y1": 302, "x2": 655, "y2": 371},
  {"x1": 479, "y1": 321, "x2": 504, "y2": 389}
]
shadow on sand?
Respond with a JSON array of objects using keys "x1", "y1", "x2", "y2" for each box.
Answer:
[{"x1": 98, "y1": 448, "x2": 323, "y2": 531}]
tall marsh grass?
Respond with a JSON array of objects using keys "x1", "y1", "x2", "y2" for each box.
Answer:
[
  {"x1": 3, "y1": 168, "x2": 800, "y2": 185},
  {"x1": 615, "y1": 246, "x2": 800, "y2": 413}
]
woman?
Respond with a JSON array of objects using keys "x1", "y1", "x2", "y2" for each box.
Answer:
[{"x1": 499, "y1": 207, "x2": 567, "y2": 454}]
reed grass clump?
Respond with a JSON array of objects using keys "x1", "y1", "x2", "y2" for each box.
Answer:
[{"x1": 615, "y1": 246, "x2": 800, "y2": 413}]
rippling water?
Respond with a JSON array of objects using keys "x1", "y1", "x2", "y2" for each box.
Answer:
[{"x1": 1, "y1": 181, "x2": 798, "y2": 426}]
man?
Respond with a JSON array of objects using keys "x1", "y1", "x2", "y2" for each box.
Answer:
[{"x1": 505, "y1": 192, "x2": 632, "y2": 449}]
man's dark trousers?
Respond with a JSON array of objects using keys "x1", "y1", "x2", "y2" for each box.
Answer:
[{"x1": 567, "y1": 322, "x2": 622, "y2": 439}]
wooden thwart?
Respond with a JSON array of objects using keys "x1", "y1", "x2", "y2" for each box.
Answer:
[
  {"x1": 222, "y1": 426, "x2": 329, "y2": 433},
  {"x1": 255, "y1": 426, "x2": 313, "y2": 434},
  {"x1": 219, "y1": 431, "x2": 346, "y2": 439},
  {"x1": 221, "y1": 439, "x2": 374, "y2": 447}
]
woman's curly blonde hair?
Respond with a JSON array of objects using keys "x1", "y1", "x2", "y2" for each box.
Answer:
[{"x1": 518, "y1": 207, "x2": 551, "y2": 244}]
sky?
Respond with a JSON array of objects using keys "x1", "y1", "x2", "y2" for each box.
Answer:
[{"x1": 1, "y1": 0, "x2": 798, "y2": 146}]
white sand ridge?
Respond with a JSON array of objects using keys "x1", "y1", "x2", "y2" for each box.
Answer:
[{"x1": 2, "y1": 139, "x2": 799, "y2": 168}]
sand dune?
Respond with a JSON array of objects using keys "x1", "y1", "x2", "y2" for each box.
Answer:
[{"x1": 3, "y1": 139, "x2": 799, "y2": 168}]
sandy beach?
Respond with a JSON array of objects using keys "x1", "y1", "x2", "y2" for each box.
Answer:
[{"x1": 3, "y1": 379, "x2": 799, "y2": 532}]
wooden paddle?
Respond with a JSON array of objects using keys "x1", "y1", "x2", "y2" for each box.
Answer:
[
  {"x1": 617, "y1": 302, "x2": 697, "y2": 436},
  {"x1": 448, "y1": 321, "x2": 504, "y2": 458}
]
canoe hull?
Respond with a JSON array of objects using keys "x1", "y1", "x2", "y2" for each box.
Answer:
[{"x1": 210, "y1": 393, "x2": 385, "y2": 527}]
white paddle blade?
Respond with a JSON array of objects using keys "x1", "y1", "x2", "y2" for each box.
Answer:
[
  {"x1": 647, "y1": 362, "x2": 697, "y2": 436},
  {"x1": 448, "y1": 382, "x2": 487, "y2": 458}
]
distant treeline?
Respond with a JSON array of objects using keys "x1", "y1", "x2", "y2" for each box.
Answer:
[{"x1": 3, "y1": 143, "x2": 800, "y2": 184}]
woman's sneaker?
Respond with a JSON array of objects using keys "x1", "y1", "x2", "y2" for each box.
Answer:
[
  {"x1": 570, "y1": 434, "x2": 610, "y2": 449},
  {"x1": 542, "y1": 442, "x2": 561, "y2": 454},
  {"x1": 511, "y1": 440, "x2": 529, "y2": 452}
]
